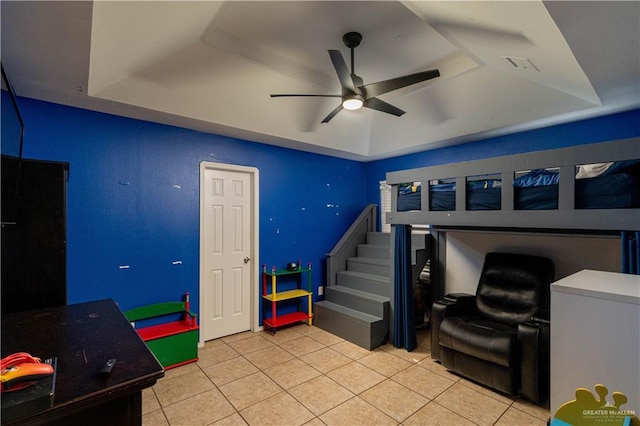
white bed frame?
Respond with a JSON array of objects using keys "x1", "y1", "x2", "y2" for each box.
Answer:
[{"x1": 385, "y1": 137, "x2": 640, "y2": 232}]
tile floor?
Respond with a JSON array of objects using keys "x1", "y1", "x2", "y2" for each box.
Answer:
[{"x1": 142, "y1": 325, "x2": 550, "y2": 426}]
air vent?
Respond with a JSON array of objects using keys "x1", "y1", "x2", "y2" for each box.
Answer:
[{"x1": 503, "y1": 56, "x2": 539, "y2": 72}]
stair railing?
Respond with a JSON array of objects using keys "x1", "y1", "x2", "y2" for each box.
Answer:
[{"x1": 325, "y1": 204, "x2": 377, "y2": 287}]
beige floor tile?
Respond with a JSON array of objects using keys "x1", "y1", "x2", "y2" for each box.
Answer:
[
  {"x1": 416, "y1": 357, "x2": 460, "y2": 381},
  {"x1": 291, "y1": 324, "x2": 324, "y2": 336},
  {"x1": 149, "y1": 327, "x2": 551, "y2": 426},
  {"x1": 197, "y1": 341, "x2": 241, "y2": 367},
  {"x1": 239, "y1": 390, "x2": 315, "y2": 426},
  {"x1": 152, "y1": 369, "x2": 215, "y2": 407},
  {"x1": 458, "y1": 377, "x2": 516, "y2": 405},
  {"x1": 357, "y1": 351, "x2": 412, "y2": 377},
  {"x1": 329, "y1": 340, "x2": 371, "y2": 360},
  {"x1": 264, "y1": 358, "x2": 321, "y2": 389},
  {"x1": 219, "y1": 371, "x2": 282, "y2": 411},
  {"x1": 512, "y1": 398, "x2": 551, "y2": 421},
  {"x1": 306, "y1": 329, "x2": 345, "y2": 346},
  {"x1": 243, "y1": 344, "x2": 295, "y2": 370},
  {"x1": 303, "y1": 417, "x2": 328, "y2": 426},
  {"x1": 386, "y1": 329, "x2": 426, "y2": 344},
  {"x1": 221, "y1": 331, "x2": 255, "y2": 343},
  {"x1": 204, "y1": 337, "x2": 233, "y2": 349},
  {"x1": 142, "y1": 387, "x2": 160, "y2": 415},
  {"x1": 212, "y1": 412, "x2": 249, "y2": 425},
  {"x1": 326, "y1": 361, "x2": 386, "y2": 394},
  {"x1": 259, "y1": 325, "x2": 305, "y2": 344},
  {"x1": 288, "y1": 375, "x2": 355, "y2": 416},
  {"x1": 163, "y1": 388, "x2": 236, "y2": 426},
  {"x1": 142, "y1": 408, "x2": 169, "y2": 426},
  {"x1": 415, "y1": 336, "x2": 432, "y2": 352},
  {"x1": 227, "y1": 333, "x2": 274, "y2": 355},
  {"x1": 278, "y1": 335, "x2": 326, "y2": 357},
  {"x1": 319, "y1": 396, "x2": 396, "y2": 426},
  {"x1": 201, "y1": 356, "x2": 259, "y2": 386},
  {"x1": 495, "y1": 406, "x2": 549, "y2": 425},
  {"x1": 391, "y1": 364, "x2": 455, "y2": 400},
  {"x1": 435, "y1": 381, "x2": 510, "y2": 426},
  {"x1": 360, "y1": 379, "x2": 428, "y2": 422},
  {"x1": 381, "y1": 341, "x2": 430, "y2": 363},
  {"x1": 403, "y1": 401, "x2": 476, "y2": 426},
  {"x1": 299, "y1": 347, "x2": 352, "y2": 373},
  {"x1": 158, "y1": 362, "x2": 201, "y2": 381}
]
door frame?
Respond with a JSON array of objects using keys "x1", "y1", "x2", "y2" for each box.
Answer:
[{"x1": 199, "y1": 161, "x2": 260, "y2": 346}]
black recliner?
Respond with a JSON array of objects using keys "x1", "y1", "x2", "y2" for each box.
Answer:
[{"x1": 431, "y1": 252, "x2": 554, "y2": 406}]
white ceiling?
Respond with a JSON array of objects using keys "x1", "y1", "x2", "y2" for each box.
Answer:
[{"x1": 1, "y1": 1, "x2": 639, "y2": 161}]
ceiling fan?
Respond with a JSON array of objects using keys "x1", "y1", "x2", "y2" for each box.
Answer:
[{"x1": 270, "y1": 32, "x2": 440, "y2": 123}]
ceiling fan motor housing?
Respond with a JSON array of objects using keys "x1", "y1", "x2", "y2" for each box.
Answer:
[
  {"x1": 270, "y1": 31, "x2": 440, "y2": 123},
  {"x1": 342, "y1": 32, "x2": 362, "y2": 49}
]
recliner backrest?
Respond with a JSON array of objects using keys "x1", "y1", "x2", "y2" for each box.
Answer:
[{"x1": 475, "y1": 252, "x2": 554, "y2": 326}]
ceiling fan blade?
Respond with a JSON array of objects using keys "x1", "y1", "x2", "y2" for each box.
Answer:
[
  {"x1": 328, "y1": 50, "x2": 357, "y2": 93},
  {"x1": 361, "y1": 69, "x2": 440, "y2": 99},
  {"x1": 321, "y1": 104, "x2": 344, "y2": 123},
  {"x1": 271, "y1": 94, "x2": 341, "y2": 98},
  {"x1": 364, "y1": 97, "x2": 405, "y2": 117}
]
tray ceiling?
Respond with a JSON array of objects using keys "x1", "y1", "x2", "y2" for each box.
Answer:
[{"x1": 2, "y1": 1, "x2": 638, "y2": 160}]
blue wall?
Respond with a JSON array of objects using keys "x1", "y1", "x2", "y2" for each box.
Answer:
[
  {"x1": 17, "y1": 98, "x2": 367, "y2": 314},
  {"x1": 1, "y1": 89, "x2": 22, "y2": 157},
  {"x1": 13, "y1": 97, "x2": 640, "y2": 317},
  {"x1": 364, "y1": 108, "x2": 640, "y2": 208}
]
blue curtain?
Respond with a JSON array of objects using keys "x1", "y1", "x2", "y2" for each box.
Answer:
[
  {"x1": 621, "y1": 231, "x2": 640, "y2": 274},
  {"x1": 392, "y1": 224, "x2": 417, "y2": 351}
]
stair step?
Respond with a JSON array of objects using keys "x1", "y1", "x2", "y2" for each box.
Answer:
[
  {"x1": 313, "y1": 301, "x2": 387, "y2": 350},
  {"x1": 325, "y1": 286, "x2": 389, "y2": 318},
  {"x1": 366, "y1": 232, "x2": 390, "y2": 246},
  {"x1": 348, "y1": 256, "x2": 390, "y2": 267},
  {"x1": 347, "y1": 257, "x2": 389, "y2": 277},
  {"x1": 315, "y1": 300, "x2": 380, "y2": 323},
  {"x1": 366, "y1": 231, "x2": 425, "y2": 250},
  {"x1": 319, "y1": 230, "x2": 428, "y2": 351},
  {"x1": 336, "y1": 270, "x2": 390, "y2": 297},
  {"x1": 357, "y1": 244, "x2": 389, "y2": 259}
]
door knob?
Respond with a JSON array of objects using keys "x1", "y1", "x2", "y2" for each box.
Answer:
[{"x1": 244, "y1": 256, "x2": 251, "y2": 264}]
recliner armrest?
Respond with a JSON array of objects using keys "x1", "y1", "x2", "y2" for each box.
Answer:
[
  {"x1": 430, "y1": 295, "x2": 478, "y2": 361},
  {"x1": 444, "y1": 292, "x2": 474, "y2": 302},
  {"x1": 444, "y1": 294, "x2": 477, "y2": 312},
  {"x1": 518, "y1": 319, "x2": 550, "y2": 406}
]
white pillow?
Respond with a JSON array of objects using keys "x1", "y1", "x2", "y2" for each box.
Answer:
[{"x1": 575, "y1": 162, "x2": 614, "y2": 179}]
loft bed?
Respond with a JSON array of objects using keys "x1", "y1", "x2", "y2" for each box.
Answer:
[{"x1": 385, "y1": 137, "x2": 640, "y2": 232}]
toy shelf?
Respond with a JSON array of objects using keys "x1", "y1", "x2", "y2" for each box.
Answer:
[
  {"x1": 263, "y1": 289, "x2": 311, "y2": 302},
  {"x1": 262, "y1": 262, "x2": 313, "y2": 334}
]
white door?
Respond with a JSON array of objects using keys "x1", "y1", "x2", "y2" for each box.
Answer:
[{"x1": 200, "y1": 163, "x2": 257, "y2": 341}]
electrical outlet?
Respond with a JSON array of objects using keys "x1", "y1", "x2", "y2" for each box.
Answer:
[{"x1": 318, "y1": 286, "x2": 324, "y2": 296}]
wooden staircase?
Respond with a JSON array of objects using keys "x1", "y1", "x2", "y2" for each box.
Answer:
[{"x1": 314, "y1": 231, "x2": 428, "y2": 350}]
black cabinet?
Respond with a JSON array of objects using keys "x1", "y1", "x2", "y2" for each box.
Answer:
[{"x1": 1, "y1": 156, "x2": 68, "y2": 314}]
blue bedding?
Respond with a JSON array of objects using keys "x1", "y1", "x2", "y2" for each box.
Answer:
[
  {"x1": 396, "y1": 161, "x2": 640, "y2": 212},
  {"x1": 397, "y1": 180, "x2": 503, "y2": 212},
  {"x1": 397, "y1": 185, "x2": 422, "y2": 211},
  {"x1": 515, "y1": 172, "x2": 640, "y2": 209},
  {"x1": 576, "y1": 172, "x2": 640, "y2": 209}
]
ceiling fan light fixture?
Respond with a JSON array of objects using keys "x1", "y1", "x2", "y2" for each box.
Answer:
[
  {"x1": 270, "y1": 31, "x2": 440, "y2": 123},
  {"x1": 343, "y1": 94, "x2": 364, "y2": 110}
]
